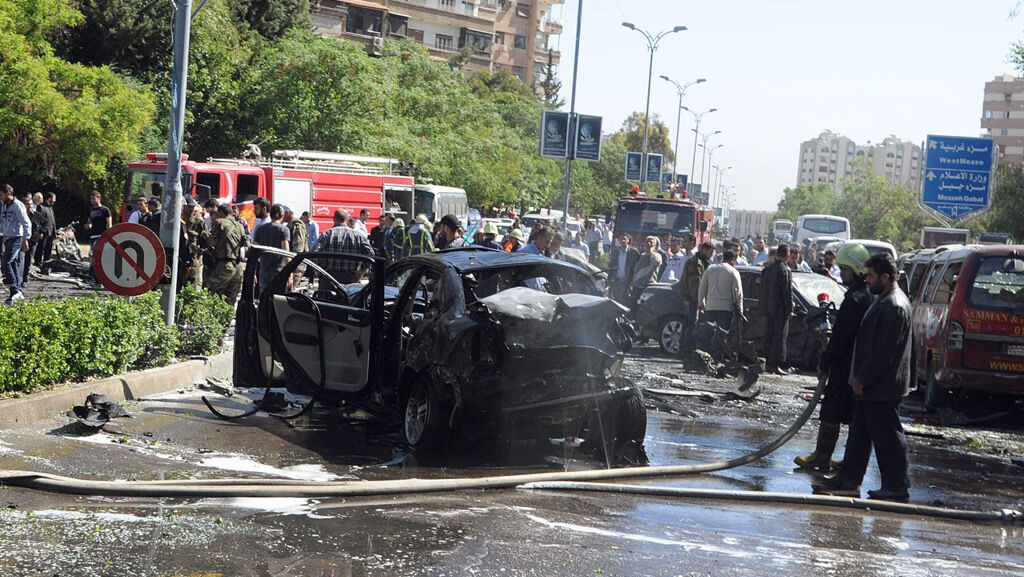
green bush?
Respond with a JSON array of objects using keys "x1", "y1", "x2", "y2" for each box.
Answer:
[
  {"x1": 175, "y1": 285, "x2": 235, "y2": 357},
  {"x1": 0, "y1": 288, "x2": 232, "y2": 395}
]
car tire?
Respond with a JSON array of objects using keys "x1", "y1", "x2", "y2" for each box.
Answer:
[
  {"x1": 924, "y1": 358, "x2": 947, "y2": 411},
  {"x1": 657, "y1": 315, "x2": 685, "y2": 355},
  {"x1": 403, "y1": 376, "x2": 446, "y2": 454},
  {"x1": 615, "y1": 388, "x2": 648, "y2": 446}
]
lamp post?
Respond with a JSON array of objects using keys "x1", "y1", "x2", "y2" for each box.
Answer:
[
  {"x1": 699, "y1": 138, "x2": 723, "y2": 192},
  {"x1": 559, "y1": 0, "x2": 585, "y2": 233},
  {"x1": 682, "y1": 106, "x2": 716, "y2": 193},
  {"x1": 623, "y1": 22, "x2": 687, "y2": 183},
  {"x1": 660, "y1": 76, "x2": 705, "y2": 182},
  {"x1": 713, "y1": 165, "x2": 732, "y2": 208}
]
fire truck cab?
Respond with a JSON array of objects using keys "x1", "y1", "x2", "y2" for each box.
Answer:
[
  {"x1": 612, "y1": 194, "x2": 711, "y2": 244},
  {"x1": 124, "y1": 150, "x2": 416, "y2": 233}
]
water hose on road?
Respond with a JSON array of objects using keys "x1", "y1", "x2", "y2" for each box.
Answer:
[
  {"x1": 517, "y1": 482, "x2": 1024, "y2": 524},
  {"x1": 2, "y1": 374, "x2": 1021, "y2": 523}
]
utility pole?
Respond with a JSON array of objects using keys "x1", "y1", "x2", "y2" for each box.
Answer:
[
  {"x1": 560, "y1": 0, "x2": 584, "y2": 232},
  {"x1": 623, "y1": 23, "x2": 687, "y2": 183},
  {"x1": 660, "y1": 76, "x2": 705, "y2": 193},
  {"x1": 161, "y1": 0, "x2": 194, "y2": 325}
]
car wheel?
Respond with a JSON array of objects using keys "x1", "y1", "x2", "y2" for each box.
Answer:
[
  {"x1": 924, "y1": 359, "x2": 947, "y2": 411},
  {"x1": 616, "y1": 389, "x2": 648, "y2": 446},
  {"x1": 403, "y1": 376, "x2": 446, "y2": 453},
  {"x1": 657, "y1": 315, "x2": 685, "y2": 355}
]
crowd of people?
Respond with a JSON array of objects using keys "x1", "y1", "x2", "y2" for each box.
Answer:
[{"x1": 0, "y1": 185, "x2": 57, "y2": 305}]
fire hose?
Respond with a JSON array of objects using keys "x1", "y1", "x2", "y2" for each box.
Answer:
[{"x1": 1, "y1": 372, "x2": 1021, "y2": 524}]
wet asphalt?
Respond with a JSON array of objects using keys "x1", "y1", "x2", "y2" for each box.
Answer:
[{"x1": 1, "y1": 345, "x2": 1022, "y2": 577}]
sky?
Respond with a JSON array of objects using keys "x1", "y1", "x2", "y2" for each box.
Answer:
[{"x1": 554, "y1": 0, "x2": 1024, "y2": 211}]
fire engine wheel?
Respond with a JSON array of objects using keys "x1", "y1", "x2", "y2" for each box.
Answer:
[
  {"x1": 403, "y1": 376, "x2": 446, "y2": 454},
  {"x1": 657, "y1": 316, "x2": 685, "y2": 355}
]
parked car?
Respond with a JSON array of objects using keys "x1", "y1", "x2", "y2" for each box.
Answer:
[
  {"x1": 233, "y1": 247, "x2": 644, "y2": 458},
  {"x1": 911, "y1": 245, "x2": 1024, "y2": 409},
  {"x1": 827, "y1": 239, "x2": 898, "y2": 262},
  {"x1": 635, "y1": 267, "x2": 845, "y2": 368}
]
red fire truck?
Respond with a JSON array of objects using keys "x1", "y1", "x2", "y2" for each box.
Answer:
[
  {"x1": 613, "y1": 194, "x2": 712, "y2": 244},
  {"x1": 123, "y1": 150, "x2": 416, "y2": 233}
]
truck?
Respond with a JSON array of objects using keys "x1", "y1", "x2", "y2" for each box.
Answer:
[
  {"x1": 123, "y1": 150, "x2": 416, "y2": 234},
  {"x1": 919, "y1": 226, "x2": 970, "y2": 249},
  {"x1": 612, "y1": 194, "x2": 711, "y2": 244}
]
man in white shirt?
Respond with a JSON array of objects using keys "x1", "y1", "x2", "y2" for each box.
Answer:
[
  {"x1": 823, "y1": 249, "x2": 842, "y2": 282},
  {"x1": 660, "y1": 236, "x2": 686, "y2": 283},
  {"x1": 127, "y1": 196, "x2": 149, "y2": 224},
  {"x1": 750, "y1": 236, "x2": 769, "y2": 266},
  {"x1": 252, "y1": 198, "x2": 271, "y2": 232},
  {"x1": 353, "y1": 208, "x2": 369, "y2": 237},
  {"x1": 698, "y1": 248, "x2": 743, "y2": 336}
]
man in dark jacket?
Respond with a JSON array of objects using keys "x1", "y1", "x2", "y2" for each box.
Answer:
[
  {"x1": 761, "y1": 244, "x2": 794, "y2": 374},
  {"x1": 34, "y1": 192, "x2": 56, "y2": 266},
  {"x1": 814, "y1": 252, "x2": 913, "y2": 502},
  {"x1": 795, "y1": 243, "x2": 873, "y2": 469},
  {"x1": 676, "y1": 241, "x2": 713, "y2": 355},
  {"x1": 608, "y1": 233, "x2": 639, "y2": 304}
]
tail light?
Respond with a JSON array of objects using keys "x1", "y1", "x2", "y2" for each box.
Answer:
[{"x1": 946, "y1": 321, "x2": 964, "y2": 351}]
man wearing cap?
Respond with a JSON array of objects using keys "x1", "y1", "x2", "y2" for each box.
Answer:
[
  {"x1": 206, "y1": 204, "x2": 245, "y2": 302},
  {"x1": 406, "y1": 215, "x2": 435, "y2": 256},
  {"x1": 386, "y1": 217, "x2": 408, "y2": 262},
  {"x1": 796, "y1": 243, "x2": 873, "y2": 470},
  {"x1": 436, "y1": 214, "x2": 467, "y2": 250},
  {"x1": 183, "y1": 201, "x2": 208, "y2": 288},
  {"x1": 474, "y1": 222, "x2": 503, "y2": 251}
]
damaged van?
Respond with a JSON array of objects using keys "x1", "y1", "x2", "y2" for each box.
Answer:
[{"x1": 233, "y1": 247, "x2": 644, "y2": 459}]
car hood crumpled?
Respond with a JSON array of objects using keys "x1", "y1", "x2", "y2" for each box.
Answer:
[{"x1": 478, "y1": 287, "x2": 630, "y2": 356}]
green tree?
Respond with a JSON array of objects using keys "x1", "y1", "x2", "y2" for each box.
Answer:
[
  {"x1": 538, "y1": 48, "x2": 564, "y2": 109},
  {"x1": 836, "y1": 171, "x2": 928, "y2": 251},
  {"x1": 971, "y1": 163, "x2": 1024, "y2": 240},
  {"x1": 228, "y1": 0, "x2": 311, "y2": 39},
  {"x1": 0, "y1": 0, "x2": 154, "y2": 192},
  {"x1": 773, "y1": 184, "x2": 838, "y2": 223},
  {"x1": 616, "y1": 112, "x2": 675, "y2": 164}
]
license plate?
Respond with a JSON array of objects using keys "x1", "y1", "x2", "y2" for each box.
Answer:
[{"x1": 1006, "y1": 344, "x2": 1024, "y2": 357}]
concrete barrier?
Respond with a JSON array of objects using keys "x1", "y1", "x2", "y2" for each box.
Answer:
[{"x1": 0, "y1": 351, "x2": 233, "y2": 429}]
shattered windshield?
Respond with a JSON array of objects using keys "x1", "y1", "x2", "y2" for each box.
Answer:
[
  {"x1": 464, "y1": 264, "x2": 600, "y2": 301},
  {"x1": 968, "y1": 256, "x2": 1024, "y2": 312},
  {"x1": 792, "y1": 272, "x2": 846, "y2": 308}
]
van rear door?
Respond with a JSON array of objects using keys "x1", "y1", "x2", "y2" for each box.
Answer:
[{"x1": 960, "y1": 255, "x2": 1024, "y2": 374}]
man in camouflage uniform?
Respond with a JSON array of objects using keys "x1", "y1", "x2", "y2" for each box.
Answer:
[
  {"x1": 284, "y1": 206, "x2": 307, "y2": 289},
  {"x1": 205, "y1": 204, "x2": 244, "y2": 303},
  {"x1": 183, "y1": 204, "x2": 207, "y2": 288}
]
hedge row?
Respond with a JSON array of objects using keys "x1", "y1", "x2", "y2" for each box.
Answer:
[{"x1": 0, "y1": 286, "x2": 235, "y2": 394}]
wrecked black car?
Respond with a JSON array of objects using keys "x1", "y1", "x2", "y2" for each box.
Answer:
[{"x1": 233, "y1": 247, "x2": 644, "y2": 459}]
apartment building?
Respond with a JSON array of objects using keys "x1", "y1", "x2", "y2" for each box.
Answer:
[
  {"x1": 312, "y1": 1, "x2": 562, "y2": 86},
  {"x1": 796, "y1": 131, "x2": 922, "y2": 194},
  {"x1": 981, "y1": 74, "x2": 1024, "y2": 164},
  {"x1": 728, "y1": 209, "x2": 773, "y2": 239}
]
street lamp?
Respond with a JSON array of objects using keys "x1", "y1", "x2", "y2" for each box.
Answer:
[
  {"x1": 713, "y1": 165, "x2": 733, "y2": 208},
  {"x1": 660, "y1": 76, "x2": 705, "y2": 180},
  {"x1": 704, "y1": 143, "x2": 723, "y2": 191},
  {"x1": 623, "y1": 22, "x2": 688, "y2": 182},
  {"x1": 694, "y1": 134, "x2": 722, "y2": 192},
  {"x1": 682, "y1": 106, "x2": 717, "y2": 190}
]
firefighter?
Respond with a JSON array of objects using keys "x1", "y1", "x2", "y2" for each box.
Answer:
[
  {"x1": 386, "y1": 218, "x2": 407, "y2": 263},
  {"x1": 205, "y1": 204, "x2": 244, "y2": 303}
]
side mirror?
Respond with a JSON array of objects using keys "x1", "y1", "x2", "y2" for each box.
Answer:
[
  {"x1": 192, "y1": 183, "x2": 212, "y2": 202},
  {"x1": 700, "y1": 221, "x2": 709, "y2": 232}
]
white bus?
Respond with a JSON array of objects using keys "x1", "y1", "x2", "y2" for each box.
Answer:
[
  {"x1": 770, "y1": 219, "x2": 794, "y2": 241},
  {"x1": 794, "y1": 214, "x2": 851, "y2": 245}
]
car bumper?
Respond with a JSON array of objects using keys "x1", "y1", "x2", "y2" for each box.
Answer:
[{"x1": 938, "y1": 366, "x2": 1024, "y2": 395}]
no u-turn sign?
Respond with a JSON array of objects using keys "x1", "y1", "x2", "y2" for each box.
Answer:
[{"x1": 92, "y1": 223, "x2": 167, "y2": 296}]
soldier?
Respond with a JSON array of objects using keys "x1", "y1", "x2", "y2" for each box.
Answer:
[
  {"x1": 284, "y1": 205, "x2": 307, "y2": 288},
  {"x1": 205, "y1": 204, "x2": 244, "y2": 303},
  {"x1": 183, "y1": 203, "x2": 207, "y2": 288}
]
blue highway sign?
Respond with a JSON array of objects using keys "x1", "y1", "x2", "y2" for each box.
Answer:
[{"x1": 921, "y1": 135, "x2": 997, "y2": 222}]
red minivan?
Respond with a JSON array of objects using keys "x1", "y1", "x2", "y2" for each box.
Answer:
[{"x1": 912, "y1": 245, "x2": 1024, "y2": 409}]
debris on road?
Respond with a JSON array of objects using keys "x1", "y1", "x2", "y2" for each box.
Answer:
[{"x1": 67, "y1": 393, "x2": 131, "y2": 430}]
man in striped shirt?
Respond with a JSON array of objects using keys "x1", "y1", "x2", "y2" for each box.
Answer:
[{"x1": 315, "y1": 209, "x2": 374, "y2": 284}]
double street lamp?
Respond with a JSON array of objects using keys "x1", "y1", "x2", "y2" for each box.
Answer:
[
  {"x1": 682, "y1": 106, "x2": 717, "y2": 191},
  {"x1": 623, "y1": 22, "x2": 687, "y2": 182},
  {"x1": 713, "y1": 165, "x2": 732, "y2": 208},
  {"x1": 660, "y1": 76, "x2": 705, "y2": 182}
]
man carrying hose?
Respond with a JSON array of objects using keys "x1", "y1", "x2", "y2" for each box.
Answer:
[{"x1": 794, "y1": 243, "x2": 873, "y2": 470}]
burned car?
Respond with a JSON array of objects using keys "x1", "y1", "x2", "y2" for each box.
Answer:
[
  {"x1": 636, "y1": 267, "x2": 845, "y2": 368},
  {"x1": 233, "y1": 247, "x2": 644, "y2": 459}
]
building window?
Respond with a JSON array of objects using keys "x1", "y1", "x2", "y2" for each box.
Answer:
[
  {"x1": 513, "y1": 34, "x2": 527, "y2": 49},
  {"x1": 386, "y1": 14, "x2": 408, "y2": 38},
  {"x1": 346, "y1": 7, "x2": 383, "y2": 35},
  {"x1": 408, "y1": 28, "x2": 424, "y2": 43},
  {"x1": 435, "y1": 34, "x2": 454, "y2": 51},
  {"x1": 511, "y1": 65, "x2": 525, "y2": 80},
  {"x1": 461, "y1": 28, "x2": 492, "y2": 53},
  {"x1": 517, "y1": 2, "x2": 530, "y2": 18},
  {"x1": 440, "y1": 0, "x2": 456, "y2": 7},
  {"x1": 494, "y1": 31, "x2": 505, "y2": 45},
  {"x1": 497, "y1": 0, "x2": 509, "y2": 11}
]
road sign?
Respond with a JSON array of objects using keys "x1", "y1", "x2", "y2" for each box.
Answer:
[
  {"x1": 92, "y1": 223, "x2": 166, "y2": 296},
  {"x1": 625, "y1": 152, "x2": 643, "y2": 181},
  {"x1": 540, "y1": 110, "x2": 570, "y2": 159},
  {"x1": 574, "y1": 115, "x2": 602, "y2": 161},
  {"x1": 921, "y1": 134, "x2": 997, "y2": 223},
  {"x1": 645, "y1": 154, "x2": 663, "y2": 183}
]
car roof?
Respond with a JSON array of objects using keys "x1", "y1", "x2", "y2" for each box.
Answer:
[
  {"x1": 931, "y1": 244, "x2": 1024, "y2": 261},
  {"x1": 398, "y1": 248, "x2": 586, "y2": 274}
]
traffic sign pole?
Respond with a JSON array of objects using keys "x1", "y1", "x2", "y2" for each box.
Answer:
[{"x1": 560, "y1": 0, "x2": 584, "y2": 233}]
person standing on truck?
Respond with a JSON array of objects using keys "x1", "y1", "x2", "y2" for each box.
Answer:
[
  {"x1": 796, "y1": 243, "x2": 873, "y2": 470},
  {"x1": 206, "y1": 204, "x2": 244, "y2": 303},
  {"x1": 814, "y1": 253, "x2": 913, "y2": 503},
  {"x1": 762, "y1": 244, "x2": 794, "y2": 375}
]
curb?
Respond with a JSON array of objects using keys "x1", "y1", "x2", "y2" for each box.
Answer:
[{"x1": 0, "y1": 351, "x2": 233, "y2": 429}]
